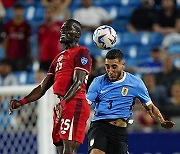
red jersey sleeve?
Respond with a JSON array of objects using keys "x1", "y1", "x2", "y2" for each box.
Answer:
[{"x1": 74, "y1": 48, "x2": 92, "y2": 74}]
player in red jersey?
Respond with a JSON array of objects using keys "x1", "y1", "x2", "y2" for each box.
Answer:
[{"x1": 9, "y1": 19, "x2": 92, "y2": 154}]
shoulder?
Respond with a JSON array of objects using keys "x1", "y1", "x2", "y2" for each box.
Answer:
[
  {"x1": 93, "y1": 74, "x2": 107, "y2": 83},
  {"x1": 126, "y1": 72, "x2": 143, "y2": 85},
  {"x1": 78, "y1": 46, "x2": 89, "y2": 51},
  {"x1": 5, "y1": 20, "x2": 12, "y2": 26},
  {"x1": 75, "y1": 46, "x2": 90, "y2": 56}
]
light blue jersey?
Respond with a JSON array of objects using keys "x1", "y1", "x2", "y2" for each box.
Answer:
[{"x1": 86, "y1": 72, "x2": 152, "y2": 121}]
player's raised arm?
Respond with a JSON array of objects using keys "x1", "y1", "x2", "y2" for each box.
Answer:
[
  {"x1": 144, "y1": 103, "x2": 175, "y2": 129},
  {"x1": 9, "y1": 74, "x2": 54, "y2": 114}
]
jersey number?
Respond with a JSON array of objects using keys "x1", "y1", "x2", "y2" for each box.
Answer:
[
  {"x1": 56, "y1": 55, "x2": 63, "y2": 71},
  {"x1": 108, "y1": 100, "x2": 113, "y2": 109},
  {"x1": 60, "y1": 118, "x2": 71, "y2": 134}
]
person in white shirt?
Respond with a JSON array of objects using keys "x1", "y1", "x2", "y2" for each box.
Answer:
[{"x1": 73, "y1": 0, "x2": 113, "y2": 32}]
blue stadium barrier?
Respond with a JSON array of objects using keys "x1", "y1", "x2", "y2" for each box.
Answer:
[
  {"x1": 1, "y1": 131, "x2": 179, "y2": 154},
  {"x1": 78, "y1": 132, "x2": 180, "y2": 153}
]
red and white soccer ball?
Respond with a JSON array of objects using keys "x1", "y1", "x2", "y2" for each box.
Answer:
[{"x1": 93, "y1": 25, "x2": 117, "y2": 50}]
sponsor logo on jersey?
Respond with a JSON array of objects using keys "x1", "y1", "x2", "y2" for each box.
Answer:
[
  {"x1": 100, "y1": 89, "x2": 108, "y2": 93},
  {"x1": 81, "y1": 57, "x2": 88, "y2": 65},
  {"x1": 121, "y1": 87, "x2": 128, "y2": 96}
]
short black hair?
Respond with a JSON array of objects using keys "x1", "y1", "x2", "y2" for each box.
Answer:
[
  {"x1": 0, "y1": 58, "x2": 12, "y2": 66},
  {"x1": 151, "y1": 46, "x2": 160, "y2": 52},
  {"x1": 66, "y1": 19, "x2": 82, "y2": 35},
  {"x1": 14, "y1": 3, "x2": 23, "y2": 9},
  {"x1": 106, "y1": 49, "x2": 124, "y2": 61}
]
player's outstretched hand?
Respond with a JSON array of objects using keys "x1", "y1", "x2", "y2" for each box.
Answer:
[
  {"x1": 9, "y1": 99, "x2": 22, "y2": 115},
  {"x1": 161, "y1": 120, "x2": 175, "y2": 129}
]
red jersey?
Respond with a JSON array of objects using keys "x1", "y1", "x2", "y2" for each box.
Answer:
[
  {"x1": 1, "y1": 0, "x2": 16, "y2": 8},
  {"x1": 38, "y1": 21, "x2": 63, "y2": 62},
  {"x1": 48, "y1": 46, "x2": 92, "y2": 99},
  {"x1": 3, "y1": 20, "x2": 31, "y2": 59}
]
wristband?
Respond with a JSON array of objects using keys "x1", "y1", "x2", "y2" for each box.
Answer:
[
  {"x1": 60, "y1": 100, "x2": 66, "y2": 108},
  {"x1": 21, "y1": 98, "x2": 27, "y2": 105}
]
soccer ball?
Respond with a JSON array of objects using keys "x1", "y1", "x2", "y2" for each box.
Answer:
[{"x1": 93, "y1": 25, "x2": 117, "y2": 50}]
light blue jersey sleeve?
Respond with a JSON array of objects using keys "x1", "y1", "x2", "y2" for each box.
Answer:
[
  {"x1": 86, "y1": 77, "x2": 100, "y2": 105},
  {"x1": 136, "y1": 78, "x2": 152, "y2": 106}
]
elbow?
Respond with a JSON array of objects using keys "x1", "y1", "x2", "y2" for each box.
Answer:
[{"x1": 76, "y1": 80, "x2": 83, "y2": 91}]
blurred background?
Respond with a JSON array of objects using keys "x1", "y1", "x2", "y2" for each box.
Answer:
[{"x1": 0, "y1": 0, "x2": 180, "y2": 153}]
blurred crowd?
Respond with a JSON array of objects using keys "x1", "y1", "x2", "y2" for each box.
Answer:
[{"x1": 0, "y1": 0, "x2": 180, "y2": 132}]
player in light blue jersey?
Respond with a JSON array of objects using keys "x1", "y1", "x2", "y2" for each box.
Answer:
[{"x1": 87, "y1": 49, "x2": 175, "y2": 154}]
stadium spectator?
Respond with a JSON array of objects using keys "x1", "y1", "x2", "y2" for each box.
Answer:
[
  {"x1": 142, "y1": 73, "x2": 168, "y2": 107},
  {"x1": 161, "y1": 80, "x2": 180, "y2": 120},
  {"x1": 42, "y1": 0, "x2": 71, "y2": 22},
  {"x1": 73, "y1": 0, "x2": 113, "y2": 32},
  {"x1": 2, "y1": 3, "x2": 32, "y2": 71},
  {"x1": 137, "y1": 47, "x2": 163, "y2": 74},
  {"x1": 128, "y1": 0, "x2": 156, "y2": 32},
  {"x1": 161, "y1": 16, "x2": 180, "y2": 68},
  {"x1": 33, "y1": 69, "x2": 46, "y2": 84},
  {"x1": 37, "y1": 6, "x2": 63, "y2": 71},
  {"x1": 0, "y1": 0, "x2": 6, "y2": 18},
  {"x1": 0, "y1": 0, "x2": 5, "y2": 58},
  {"x1": 9, "y1": 19, "x2": 92, "y2": 154},
  {"x1": 162, "y1": 16, "x2": 180, "y2": 49},
  {"x1": 1, "y1": 0, "x2": 16, "y2": 8},
  {"x1": 0, "y1": 58, "x2": 18, "y2": 86},
  {"x1": 153, "y1": 0, "x2": 180, "y2": 34},
  {"x1": 87, "y1": 49, "x2": 174, "y2": 154},
  {"x1": 155, "y1": 55, "x2": 180, "y2": 96}
]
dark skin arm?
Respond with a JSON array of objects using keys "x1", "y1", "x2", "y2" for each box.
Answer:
[
  {"x1": 144, "y1": 103, "x2": 175, "y2": 129},
  {"x1": 9, "y1": 74, "x2": 54, "y2": 114},
  {"x1": 62, "y1": 69, "x2": 87, "y2": 103},
  {"x1": 54, "y1": 69, "x2": 87, "y2": 120}
]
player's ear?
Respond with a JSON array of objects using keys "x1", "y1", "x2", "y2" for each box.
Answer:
[{"x1": 122, "y1": 60, "x2": 125, "y2": 69}]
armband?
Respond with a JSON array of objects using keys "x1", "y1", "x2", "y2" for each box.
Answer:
[{"x1": 21, "y1": 98, "x2": 27, "y2": 105}]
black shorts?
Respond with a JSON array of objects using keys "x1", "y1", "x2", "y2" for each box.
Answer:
[{"x1": 88, "y1": 120, "x2": 129, "y2": 154}]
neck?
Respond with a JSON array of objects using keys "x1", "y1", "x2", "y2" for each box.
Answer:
[
  {"x1": 118, "y1": 71, "x2": 124, "y2": 80},
  {"x1": 64, "y1": 42, "x2": 78, "y2": 49},
  {"x1": 14, "y1": 17, "x2": 23, "y2": 23}
]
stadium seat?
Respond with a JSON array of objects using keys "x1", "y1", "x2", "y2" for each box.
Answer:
[
  {"x1": 119, "y1": 0, "x2": 141, "y2": 7},
  {"x1": 167, "y1": 44, "x2": 180, "y2": 54},
  {"x1": 93, "y1": 0, "x2": 119, "y2": 6},
  {"x1": 13, "y1": 71, "x2": 28, "y2": 85},
  {"x1": 0, "y1": 47, "x2": 4, "y2": 60},
  {"x1": 79, "y1": 32, "x2": 93, "y2": 46},
  {"x1": 148, "y1": 32, "x2": 164, "y2": 46},
  {"x1": 26, "y1": 72, "x2": 35, "y2": 84},
  {"x1": 110, "y1": 18, "x2": 128, "y2": 32},
  {"x1": 121, "y1": 32, "x2": 137, "y2": 45},
  {"x1": 33, "y1": 6, "x2": 45, "y2": 22},
  {"x1": 3, "y1": 8, "x2": 14, "y2": 22},
  {"x1": 104, "y1": 6, "x2": 118, "y2": 19},
  {"x1": 117, "y1": 6, "x2": 137, "y2": 18}
]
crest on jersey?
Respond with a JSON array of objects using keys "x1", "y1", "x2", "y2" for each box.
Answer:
[
  {"x1": 121, "y1": 87, "x2": 128, "y2": 96},
  {"x1": 81, "y1": 57, "x2": 88, "y2": 65}
]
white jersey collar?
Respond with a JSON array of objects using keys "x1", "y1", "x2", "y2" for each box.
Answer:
[{"x1": 112, "y1": 71, "x2": 126, "y2": 83}]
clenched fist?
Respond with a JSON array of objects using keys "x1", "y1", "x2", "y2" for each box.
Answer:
[
  {"x1": 9, "y1": 99, "x2": 22, "y2": 114},
  {"x1": 161, "y1": 120, "x2": 175, "y2": 129}
]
